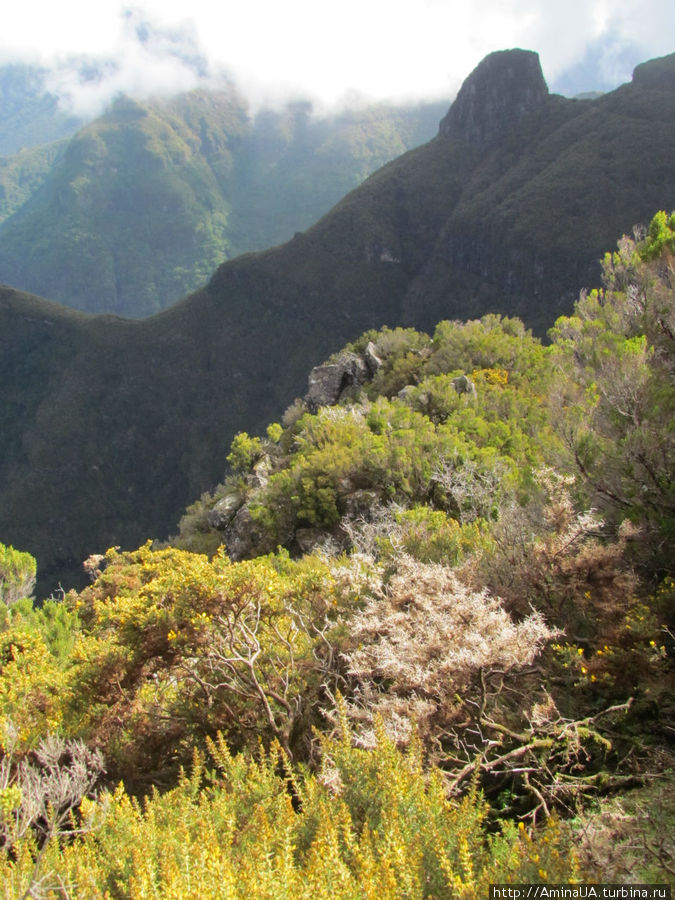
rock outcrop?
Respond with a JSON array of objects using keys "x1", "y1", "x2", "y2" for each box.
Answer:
[
  {"x1": 452, "y1": 374, "x2": 477, "y2": 397},
  {"x1": 305, "y1": 352, "x2": 368, "y2": 413},
  {"x1": 304, "y1": 340, "x2": 384, "y2": 413},
  {"x1": 206, "y1": 491, "x2": 243, "y2": 530},
  {"x1": 439, "y1": 49, "x2": 548, "y2": 146}
]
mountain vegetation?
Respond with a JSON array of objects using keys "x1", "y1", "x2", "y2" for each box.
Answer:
[
  {"x1": 0, "y1": 141, "x2": 66, "y2": 225},
  {"x1": 1, "y1": 49, "x2": 674, "y2": 598},
  {"x1": 0, "y1": 87, "x2": 447, "y2": 316},
  {"x1": 0, "y1": 214, "x2": 672, "y2": 895}
]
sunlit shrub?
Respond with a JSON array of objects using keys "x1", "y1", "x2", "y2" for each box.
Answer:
[
  {"x1": 0, "y1": 725, "x2": 582, "y2": 898},
  {"x1": 342, "y1": 555, "x2": 557, "y2": 748}
]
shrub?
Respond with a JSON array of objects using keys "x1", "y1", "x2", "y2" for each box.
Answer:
[
  {"x1": 52, "y1": 544, "x2": 364, "y2": 785},
  {"x1": 341, "y1": 555, "x2": 557, "y2": 749},
  {"x1": 0, "y1": 543, "x2": 36, "y2": 609},
  {"x1": 0, "y1": 725, "x2": 582, "y2": 897}
]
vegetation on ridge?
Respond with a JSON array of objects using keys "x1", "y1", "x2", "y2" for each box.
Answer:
[{"x1": 0, "y1": 215, "x2": 672, "y2": 895}]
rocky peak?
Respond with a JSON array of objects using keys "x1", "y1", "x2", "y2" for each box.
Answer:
[
  {"x1": 632, "y1": 52, "x2": 675, "y2": 90},
  {"x1": 439, "y1": 49, "x2": 548, "y2": 146}
]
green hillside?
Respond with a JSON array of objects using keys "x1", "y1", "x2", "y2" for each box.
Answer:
[
  {"x1": 0, "y1": 90, "x2": 447, "y2": 316},
  {"x1": 1, "y1": 49, "x2": 674, "y2": 596},
  {"x1": 0, "y1": 141, "x2": 67, "y2": 224}
]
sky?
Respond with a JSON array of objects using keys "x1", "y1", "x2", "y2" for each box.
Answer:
[{"x1": 2, "y1": 0, "x2": 674, "y2": 115}]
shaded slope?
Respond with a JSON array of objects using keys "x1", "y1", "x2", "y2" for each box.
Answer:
[
  {"x1": 1, "y1": 49, "x2": 674, "y2": 593},
  {"x1": 403, "y1": 59, "x2": 675, "y2": 332},
  {"x1": 0, "y1": 268, "x2": 365, "y2": 593}
]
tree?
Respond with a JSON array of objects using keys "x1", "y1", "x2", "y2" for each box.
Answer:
[
  {"x1": 0, "y1": 543, "x2": 36, "y2": 608},
  {"x1": 549, "y1": 214, "x2": 675, "y2": 566}
]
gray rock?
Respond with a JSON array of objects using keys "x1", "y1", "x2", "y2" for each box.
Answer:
[
  {"x1": 252, "y1": 457, "x2": 271, "y2": 489},
  {"x1": 223, "y1": 506, "x2": 260, "y2": 560},
  {"x1": 295, "y1": 527, "x2": 329, "y2": 554},
  {"x1": 337, "y1": 475, "x2": 357, "y2": 494},
  {"x1": 306, "y1": 352, "x2": 369, "y2": 412},
  {"x1": 439, "y1": 49, "x2": 548, "y2": 147},
  {"x1": 341, "y1": 490, "x2": 380, "y2": 518},
  {"x1": 207, "y1": 492, "x2": 244, "y2": 530}
]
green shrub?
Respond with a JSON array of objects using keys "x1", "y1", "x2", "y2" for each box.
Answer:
[{"x1": 0, "y1": 543, "x2": 36, "y2": 608}]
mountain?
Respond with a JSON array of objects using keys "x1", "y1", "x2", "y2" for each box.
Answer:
[
  {"x1": 1, "y1": 48, "x2": 674, "y2": 594},
  {"x1": 0, "y1": 90, "x2": 447, "y2": 317}
]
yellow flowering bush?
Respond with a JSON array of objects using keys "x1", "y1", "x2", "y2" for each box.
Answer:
[
  {"x1": 0, "y1": 726, "x2": 582, "y2": 899},
  {"x1": 59, "y1": 544, "x2": 357, "y2": 787}
]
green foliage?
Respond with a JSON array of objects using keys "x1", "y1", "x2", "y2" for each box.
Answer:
[
  {"x1": 0, "y1": 89, "x2": 445, "y2": 317},
  {"x1": 0, "y1": 542, "x2": 36, "y2": 608},
  {"x1": 641, "y1": 209, "x2": 675, "y2": 260},
  {"x1": 46, "y1": 543, "x2": 361, "y2": 786},
  {"x1": 266, "y1": 421, "x2": 283, "y2": 443},
  {"x1": 1, "y1": 202, "x2": 675, "y2": 890},
  {"x1": 0, "y1": 544, "x2": 81, "y2": 746},
  {"x1": 0, "y1": 627, "x2": 66, "y2": 747},
  {"x1": 243, "y1": 399, "x2": 458, "y2": 549},
  {"x1": 549, "y1": 218, "x2": 675, "y2": 563},
  {"x1": 0, "y1": 141, "x2": 66, "y2": 225},
  {"x1": 227, "y1": 431, "x2": 264, "y2": 473},
  {"x1": 3, "y1": 54, "x2": 675, "y2": 592},
  {"x1": 182, "y1": 315, "x2": 558, "y2": 560},
  {"x1": 428, "y1": 315, "x2": 542, "y2": 376},
  {"x1": 0, "y1": 63, "x2": 83, "y2": 157},
  {"x1": 346, "y1": 326, "x2": 432, "y2": 398},
  {"x1": 392, "y1": 507, "x2": 494, "y2": 565}
]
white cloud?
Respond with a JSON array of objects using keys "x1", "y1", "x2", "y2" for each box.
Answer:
[
  {"x1": 1, "y1": 0, "x2": 672, "y2": 115},
  {"x1": 40, "y1": 11, "x2": 211, "y2": 116}
]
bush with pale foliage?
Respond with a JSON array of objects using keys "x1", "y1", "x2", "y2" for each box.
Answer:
[{"x1": 343, "y1": 555, "x2": 558, "y2": 747}]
